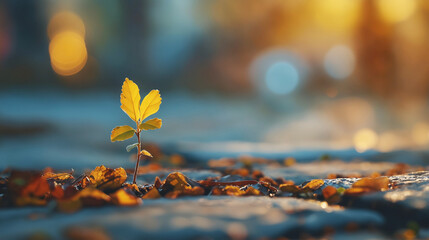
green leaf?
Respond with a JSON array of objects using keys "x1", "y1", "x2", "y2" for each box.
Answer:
[
  {"x1": 138, "y1": 118, "x2": 162, "y2": 131},
  {"x1": 110, "y1": 125, "x2": 135, "y2": 142},
  {"x1": 126, "y1": 143, "x2": 139, "y2": 152}
]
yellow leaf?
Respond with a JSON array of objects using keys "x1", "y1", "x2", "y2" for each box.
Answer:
[
  {"x1": 83, "y1": 166, "x2": 128, "y2": 191},
  {"x1": 140, "y1": 149, "x2": 153, "y2": 158},
  {"x1": 110, "y1": 188, "x2": 141, "y2": 206},
  {"x1": 140, "y1": 90, "x2": 161, "y2": 121},
  {"x1": 120, "y1": 78, "x2": 141, "y2": 122},
  {"x1": 139, "y1": 118, "x2": 162, "y2": 130},
  {"x1": 111, "y1": 125, "x2": 135, "y2": 142}
]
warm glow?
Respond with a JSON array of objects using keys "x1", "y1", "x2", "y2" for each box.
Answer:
[
  {"x1": 47, "y1": 11, "x2": 85, "y2": 40},
  {"x1": 354, "y1": 128, "x2": 378, "y2": 153},
  {"x1": 377, "y1": 132, "x2": 399, "y2": 152},
  {"x1": 376, "y1": 0, "x2": 416, "y2": 23},
  {"x1": 324, "y1": 45, "x2": 355, "y2": 80},
  {"x1": 312, "y1": 0, "x2": 360, "y2": 32},
  {"x1": 412, "y1": 122, "x2": 429, "y2": 146},
  {"x1": 49, "y1": 31, "x2": 87, "y2": 76}
]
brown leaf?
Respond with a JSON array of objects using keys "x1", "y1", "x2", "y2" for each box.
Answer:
[
  {"x1": 51, "y1": 185, "x2": 65, "y2": 199},
  {"x1": 162, "y1": 172, "x2": 191, "y2": 192},
  {"x1": 224, "y1": 186, "x2": 242, "y2": 196},
  {"x1": 154, "y1": 176, "x2": 162, "y2": 189},
  {"x1": 21, "y1": 176, "x2": 50, "y2": 198},
  {"x1": 142, "y1": 188, "x2": 161, "y2": 199},
  {"x1": 259, "y1": 176, "x2": 278, "y2": 187},
  {"x1": 242, "y1": 186, "x2": 262, "y2": 196},
  {"x1": 181, "y1": 186, "x2": 205, "y2": 196},
  {"x1": 344, "y1": 187, "x2": 373, "y2": 196},
  {"x1": 42, "y1": 171, "x2": 74, "y2": 184},
  {"x1": 303, "y1": 179, "x2": 325, "y2": 191},
  {"x1": 279, "y1": 184, "x2": 301, "y2": 194},
  {"x1": 77, "y1": 187, "x2": 111, "y2": 207},
  {"x1": 322, "y1": 186, "x2": 337, "y2": 200},
  {"x1": 83, "y1": 166, "x2": 127, "y2": 191},
  {"x1": 352, "y1": 176, "x2": 389, "y2": 191},
  {"x1": 110, "y1": 188, "x2": 141, "y2": 206}
]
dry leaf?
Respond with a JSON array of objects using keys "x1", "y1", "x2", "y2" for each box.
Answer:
[
  {"x1": 279, "y1": 184, "x2": 301, "y2": 194},
  {"x1": 322, "y1": 186, "x2": 337, "y2": 200},
  {"x1": 352, "y1": 176, "x2": 389, "y2": 191},
  {"x1": 110, "y1": 188, "x2": 141, "y2": 206},
  {"x1": 303, "y1": 179, "x2": 325, "y2": 191},
  {"x1": 83, "y1": 166, "x2": 127, "y2": 191},
  {"x1": 142, "y1": 188, "x2": 161, "y2": 199}
]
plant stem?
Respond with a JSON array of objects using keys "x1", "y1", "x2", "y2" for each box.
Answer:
[{"x1": 132, "y1": 127, "x2": 141, "y2": 184}]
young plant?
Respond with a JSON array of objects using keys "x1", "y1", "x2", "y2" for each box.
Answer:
[{"x1": 110, "y1": 78, "x2": 162, "y2": 184}]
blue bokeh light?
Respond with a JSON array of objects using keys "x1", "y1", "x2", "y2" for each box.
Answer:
[{"x1": 265, "y1": 62, "x2": 299, "y2": 95}]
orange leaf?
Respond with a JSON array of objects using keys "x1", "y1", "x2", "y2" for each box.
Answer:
[
  {"x1": 83, "y1": 166, "x2": 127, "y2": 191},
  {"x1": 303, "y1": 179, "x2": 325, "y2": 191},
  {"x1": 143, "y1": 188, "x2": 161, "y2": 199},
  {"x1": 352, "y1": 176, "x2": 389, "y2": 191},
  {"x1": 111, "y1": 188, "x2": 141, "y2": 206}
]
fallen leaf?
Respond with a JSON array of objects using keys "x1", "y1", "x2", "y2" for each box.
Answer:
[
  {"x1": 322, "y1": 186, "x2": 337, "y2": 200},
  {"x1": 142, "y1": 188, "x2": 161, "y2": 199},
  {"x1": 303, "y1": 179, "x2": 325, "y2": 191},
  {"x1": 110, "y1": 188, "x2": 141, "y2": 206},
  {"x1": 83, "y1": 166, "x2": 127, "y2": 191},
  {"x1": 352, "y1": 176, "x2": 389, "y2": 191},
  {"x1": 77, "y1": 187, "x2": 111, "y2": 207},
  {"x1": 162, "y1": 172, "x2": 191, "y2": 192},
  {"x1": 42, "y1": 172, "x2": 74, "y2": 184},
  {"x1": 279, "y1": 184, "x2": 301, "y2": 194},
  {"x1": 344, "y1": 187, "x2": 372, "y2": 196}
]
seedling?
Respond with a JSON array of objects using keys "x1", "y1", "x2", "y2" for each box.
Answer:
[{"x1": 110, "y1": 78, "x2": 162, "y2": 184}]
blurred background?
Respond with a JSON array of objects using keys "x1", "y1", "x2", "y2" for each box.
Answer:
[{"x1": 1, "y1": 0, "x2": 429, "y2": 169}]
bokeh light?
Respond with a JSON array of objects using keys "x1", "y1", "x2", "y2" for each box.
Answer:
[
  {"x1": 376, "y1": 0, "x2": 416, "y2": 23},
  {"x1": 312, "y1": 0, "x2": 360, "y2": 33},
  {"x1": 354, "y1": 128, "x2": 378, "y2": 153},
  {"x1": 47, "y1": 11, "x2": 86, "y2": 40},
  {"x1": 324, "y1": 45, "x2": 355, "y2": 80},
  {"x1": 265, "y1": 62, "x2": 299, "y2": 95},
  {"x1": 377, "y1": 132, "x2": 400, "y2": 152},
  {"x1": 49, "y1": 31, "x2": 88, "y2": 76},
  {"x1": 412, "y1": 122, "x2": 429, "y2": 146}
]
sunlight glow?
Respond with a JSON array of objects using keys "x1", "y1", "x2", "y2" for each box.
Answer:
[
  {"x1": 376, "y1": 0, "x2": 416, "y2": 23},
  {"x1": 412, "y1": 122, "x2": 429, "y2": 146},
  {"x1": 49, "y1": 31, "x2": 87, "y2": 76},
  {"x1": 47, "y1": 11, "x2": 86, "y2": 40},
  {"x1": 354, "y1": 128, "x2": 378, "y2": 153},
  {"x1": 313, "y1": 0, "x2": 360, "y2": 32},
  {"x1": 324, "y1": 45, "x2": 355, "y2": 80}
]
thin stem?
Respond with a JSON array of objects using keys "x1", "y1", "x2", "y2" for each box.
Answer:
[{"x1": 132, "y1": 124, "x2": 141, "y2": 184}]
